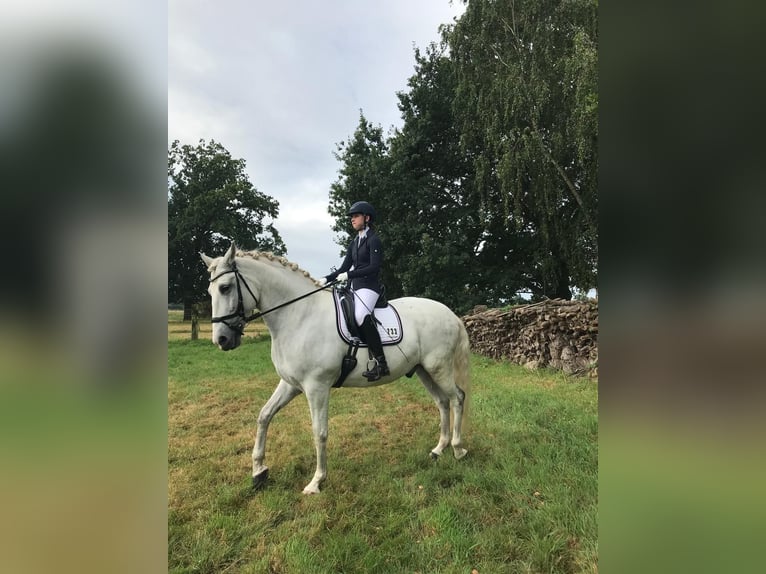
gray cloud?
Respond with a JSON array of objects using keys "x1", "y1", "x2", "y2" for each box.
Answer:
[{"x1": 169, "y1": 0, "x2": 465, "y2": 276}]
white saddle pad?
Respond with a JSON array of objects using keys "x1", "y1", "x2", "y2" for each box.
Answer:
[{"x1": 332, "y1": 290, "x2": 403, "y2": 346}]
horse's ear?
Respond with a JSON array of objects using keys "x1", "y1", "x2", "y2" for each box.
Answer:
[
  {"x1": 224, "y1": 242, "x2": 237, "y2": 264},
  {"x1": 200, "y1": 253, "x2": 215, "y2": 271}
]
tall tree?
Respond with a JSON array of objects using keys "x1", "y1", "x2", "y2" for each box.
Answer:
[
  {"x1": 448, "y1": 0, "x2": 598, "y2": 299},
  {"x1": 168, "y1": 139, "x2": 285, "y2": 318},
  {"x1": 328, "y1": 0, "x2": 597, "y2": 308},
  {"x1": 386, "y1": 41, "x2": 496, "y2": 312}
]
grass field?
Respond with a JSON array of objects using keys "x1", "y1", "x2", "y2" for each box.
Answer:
[{"x1": 168, "y1": 315, "x2": 598, "y2": 573}]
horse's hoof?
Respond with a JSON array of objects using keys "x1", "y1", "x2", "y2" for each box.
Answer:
[
  {"x1": 429, "y1": 451, "x2": 439, "y2": 460},
  {"x1": 302, "y1": 482, "x2": 322, "y2": 494},
  {"x1": 252, "y1": 469, "x2": 269, "y2": 490},
  {"x1": 453, "y1": 448, "x2": 468, "y2": 460}
]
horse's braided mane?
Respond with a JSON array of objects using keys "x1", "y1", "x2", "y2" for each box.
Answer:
[{"x1": 236, "y1": 249, "x2": 322, "y2": 285}]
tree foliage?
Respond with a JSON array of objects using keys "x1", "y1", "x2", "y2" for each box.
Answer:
[
  {"x1": 168, "y1": 139, "x2": 285, "y2": 312},
  {"x1": 329, "y1": 0, "x2": 597, "y2": 312},
  {"x1": 449, "y1": 0, "x2": 598, "y2": 299},
  {"x1": 387, "y1": 43, "x2": 491, "y2": 311}
]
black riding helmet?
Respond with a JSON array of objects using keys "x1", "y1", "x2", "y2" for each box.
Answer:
[{"x1": 347, "y1": 201, "x2": 376, "y2": 222}]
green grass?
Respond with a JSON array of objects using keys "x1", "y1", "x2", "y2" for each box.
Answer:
[{"x1": 169, "y1": 336, "x2": 598, "y2": 573}]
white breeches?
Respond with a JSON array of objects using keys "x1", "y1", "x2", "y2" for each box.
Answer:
[{"x1": 352, "y1": 288, "x2": 378, "y2": 325}]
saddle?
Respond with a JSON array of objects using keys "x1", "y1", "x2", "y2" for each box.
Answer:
[
  {"x1": 333, "y1": 286, "x2": 403, "y2": 347},
  {"x1": 332, "y1": 286, "x2": 404, "y2": 388}
]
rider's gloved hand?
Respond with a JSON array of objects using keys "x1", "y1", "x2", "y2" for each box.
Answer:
[
  {"x1": 337, "y1": 272, "x2": 348, "y2": 282},
  {"x1": 318, "y1": 277, "x2": 328, "y2": 287}
]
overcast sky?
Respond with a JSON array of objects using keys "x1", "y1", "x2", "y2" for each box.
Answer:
[{"x1": 169, "y1": 1, "x2": 466, "y2": 279}]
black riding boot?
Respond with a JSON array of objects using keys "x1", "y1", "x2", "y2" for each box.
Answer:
[{"x1": 360, "y1": 315, "x2": 389, "y2": 381}]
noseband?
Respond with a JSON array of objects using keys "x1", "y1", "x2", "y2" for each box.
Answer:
[
  {"x1": 209, "y1": 261, "x2": 336, "y2": 336},
  {"x1": 209, "y1": 262, "x2": 259, "y2": 336}
]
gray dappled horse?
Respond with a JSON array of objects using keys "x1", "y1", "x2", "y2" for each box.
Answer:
[{"x1": 201, "y1": 243, "x2": 470, "y2": 494}]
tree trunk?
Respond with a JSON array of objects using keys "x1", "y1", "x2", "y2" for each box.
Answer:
[
  {"x1": 552, "y1": 281, "x2": 572, "y2": 301},
  {"x1": 545, "y1": 259, "x2": 573, "y2": 300}
]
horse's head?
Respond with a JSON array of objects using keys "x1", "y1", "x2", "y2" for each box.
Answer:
[{"x1": 200, "y1": 243, "x2": 249, "y2": 351}]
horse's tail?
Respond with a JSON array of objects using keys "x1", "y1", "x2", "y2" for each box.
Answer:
[{"x1": 454, "y1": 319, "x2": 471, "y2": 434}]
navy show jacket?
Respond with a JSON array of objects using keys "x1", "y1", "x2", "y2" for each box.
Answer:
[{"x1": 325, "y1": 229, "x2": 383, "y2": 293}]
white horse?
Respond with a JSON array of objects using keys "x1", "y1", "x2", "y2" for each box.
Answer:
[{"x1": 200, "y1": 243, "x2": 470, "y2": 494}]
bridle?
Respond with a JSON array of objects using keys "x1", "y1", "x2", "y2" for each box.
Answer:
[{"x1": 209, "y1": 261, "x2": 335, "y2": 336}]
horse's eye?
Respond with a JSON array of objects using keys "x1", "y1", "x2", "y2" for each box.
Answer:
[{"x1": 219, "y1": 284, "x2": 231, "y2": 294}]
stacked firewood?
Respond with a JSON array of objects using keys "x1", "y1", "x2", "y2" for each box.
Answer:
[{"x1": 462, "y1": 299, "x2": 598, "y2": 377}]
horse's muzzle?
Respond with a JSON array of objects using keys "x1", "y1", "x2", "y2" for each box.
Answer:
[{"x1": 217, "y1": 331, "x2": 241, "y2": 351}]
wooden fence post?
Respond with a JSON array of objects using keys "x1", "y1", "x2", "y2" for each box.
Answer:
[{"x1": 191, "y1": 303, "x2": 200, "y2": 340}]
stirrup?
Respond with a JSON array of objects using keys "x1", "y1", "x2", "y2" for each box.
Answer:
[
  {"x1": 363, "y1": 358, "x2": 389, "y2": 381},
  {"x1": 363, "y1": 358, "x2": 379, "y2": 380}
]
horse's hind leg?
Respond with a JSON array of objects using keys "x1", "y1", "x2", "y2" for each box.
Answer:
[
  {"x1": 252, "y1": 379, "x2": 302, "y2": 488},
  {"x1": 417, "y1": 367, "x2": 467, "y2": 460},
  {"x1": 449, "y1": 385, "x2": 468, "y2": 460},
  {"x1": 416, "y1": 367, "x2": 451, "y2": 458}
]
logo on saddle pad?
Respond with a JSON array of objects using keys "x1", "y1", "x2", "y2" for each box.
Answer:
[{"x1": 333, "y1": 290, "x2": 403, "y2": 346}]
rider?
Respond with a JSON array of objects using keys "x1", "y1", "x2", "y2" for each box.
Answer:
[{"x1": 320, "y1": 201, "x2": 389, "y2": 381}]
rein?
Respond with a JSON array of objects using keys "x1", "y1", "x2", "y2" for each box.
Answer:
[{"x1": 210, "y1": 262, "x2": 335, "y2": 335}]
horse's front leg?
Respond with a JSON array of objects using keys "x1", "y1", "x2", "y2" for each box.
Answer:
[
  {"x1": 302, "y1": 383, "x2": 331, "y2": 494},
  {"x1": 252, "y1": 379, "x2": 302, "y2": 489}
]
